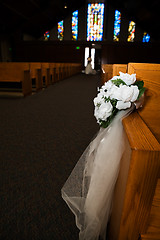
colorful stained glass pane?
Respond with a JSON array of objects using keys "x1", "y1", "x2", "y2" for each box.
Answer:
[
  {"x1": 87, "y1": 3, "x2": 104, "y2": 41},
  {"x1": 142, "y1": 32, "x2": 150, "y2": 42},
  {"x1": 58, "y1": 20, "x2": 64, "y2": 40},
  {"x1": 44, "y1": 31, "x2": 50, "y2": 41},
  {"x1": 113, "y1": 10, "x2": 121, "y2": 41},
  {"x1": 127, "y1": 21, "x2": 136, "y2": 42},
  {"x1": 72, "y1": 10, "x2": 78, "y2": 40}
]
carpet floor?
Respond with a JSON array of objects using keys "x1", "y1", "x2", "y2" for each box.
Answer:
[{"x1": 0, "y1": 73, "x2": 101, "y2": 240}]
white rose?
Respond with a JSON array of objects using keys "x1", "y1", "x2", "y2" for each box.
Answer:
[
  {"x1": 104, "y1": 80, "x2": 114, "y2": 90},
  {"x1": 120, "y1": 85, "x2": 134, "y2": 102},
  {"x1": 130, "y1": 85, "x2": 139, "y2": 102},
  {"x1": 116, "y1": 101, "x2": 131, "y2": 110},
  {"x1": 107, "y1": 85, "x2": 119, "y2": 99},
  {"x1": 110, "y1": 85, "x2": 133, "y2": 102},
  {"x1": 99, "y1": 86, "x2": 110, "y2": 98},
  {"x1": 93, "y1": 92, "x2": 104, "y2": 106},
  {"x1": 94, "y1": 101, "x2": 113, "y2": 121},
  {"x1": 119, "y1": 72, "x2": 136, "y2": 85}
]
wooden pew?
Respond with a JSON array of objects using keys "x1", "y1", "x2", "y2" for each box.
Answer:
[
  {"x1": 112, "y1": 64, "x2": 127, "y2": 77},
  {"x1": 49, "y1": 63, "x2": 59, "y2": 84},
  {"x1": 128, "y1": 63, "x2": 160, "y2": 142},
  {"x1": 60, "y1": 63, "x2": 66, "y2": 80},
  {"x1": 0, "y1": 62, "x2": 32, "y2": 96},
  {"x1": 101, "y1": 64, "x2": 113, "y2": 84},
  {"x1": 108, "y1": 62, "x2": 160, "y2": 240},
  {"x1": 41, "y1": 63, "x2": 51, "y2": 87},
  {"x1": 71, "y1": 63, "x2": 81, "y2": 76},
  {"x1": 64, "y1": 63, "x2": 70, "y2": 78},
  {"x1": 57, "y1": 63, "x2": 63, "y2": 81},
  {"x1": 29, "y1": 62, "x2": 42, "y2": 91},
  {"x1": 67, "y1": 63, "x2": 72, "y2": 77}
]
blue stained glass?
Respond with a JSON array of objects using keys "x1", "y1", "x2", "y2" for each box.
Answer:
[
  {"x1": 113, "y1": 10, "x2": 121, "y2": 41},
  {"x1": 72, "y1": 10, "x2": 78, "y2": 40},
  {"x1": 142, "y1": 32, "x2": 150, "y2": 42},
  {"x1": 58, "y1": 20, "x2": 64, "y2": 40},
  {"x1": 87, "y1": 3, "x2": 104, "y2": 41}
]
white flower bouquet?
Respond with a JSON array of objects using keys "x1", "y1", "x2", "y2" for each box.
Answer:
[{"x1": 94, "y1": 72, "x2": 145, "y2": 128}]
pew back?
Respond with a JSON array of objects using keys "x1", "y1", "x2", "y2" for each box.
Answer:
[
  {"x1": 108, "y1": 62, "x2": 160, "y2": 240},
  {"x1": 101, "y1": 64, "x2": 113, "y2": 84},
  {"x1": 29, "y1": 62, "x2": 42, "y2": 90},
  {"x1": 0, "y1": 62, "x2": 29, "y2": 82},
  {"x1": 112, "y1": 64, "x2": 127, "y2": 77},
  {"x1": 0, "y1": 62, "x2": 32, "y2": 96},
  {"x1": 41, "y1": 63, "x2": 51, "y2": 86},
  {"x1": 128, "y1": 62, "x2": 160, "y2": 142},
  {"x1": 49, "y1": 63, "x2": 58, "y2": 83}
]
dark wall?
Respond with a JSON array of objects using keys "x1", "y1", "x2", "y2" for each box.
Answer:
[
  {"x1": 13, "y1": 40, "x2": 160, "y2": 66},
  {"x1": 14, "y1": 41, "x2": 86, "y2": 65},
  {"x1": 101, "y1": 42, "x2": 160, "y2": 64}
]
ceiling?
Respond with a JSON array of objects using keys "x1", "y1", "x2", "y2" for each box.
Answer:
[
  {"x1": 0, "y1": 0, "x2": 159, "y2": 41},
  {"x1": 0, "y1": 0, "x2": 86, "y2": 38}
]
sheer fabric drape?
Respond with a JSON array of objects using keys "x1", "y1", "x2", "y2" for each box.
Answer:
[{"x1": 61, "y1": 106, "x2": 135, "y2": 240}]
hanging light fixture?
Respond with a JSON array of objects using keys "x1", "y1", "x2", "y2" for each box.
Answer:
[{"x1": 64, "y1": 2, "x2": 67, "y2": 9}]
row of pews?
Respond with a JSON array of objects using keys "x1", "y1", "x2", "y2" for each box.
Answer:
[
  {"x1": 0, "y1": 62, "x2": 82, "y2": 96},
  {"x1": 102, "y1": 63, "x2": 160, "y2": 240}
]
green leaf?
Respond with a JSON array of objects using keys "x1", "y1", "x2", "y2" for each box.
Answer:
[
  {"x1": 137, "y1": 87, "x2": 146, "y2": 99},
  {"x1": 134, "y1": 80, "x2": 144, "y2": 89},
  {"x1": 133, "y1": 80, "x2": 145, "y2": 99},
  {"x1": 111, "y1": 78, "x2": 126, "y2": 87},
  {"x1": 110, "y1": 98, "x2": 117, "y2": 107}
]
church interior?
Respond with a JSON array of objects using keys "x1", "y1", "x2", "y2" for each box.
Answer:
[{"x1": 0, "y1": 0, "x2": 160, "y2": 240}]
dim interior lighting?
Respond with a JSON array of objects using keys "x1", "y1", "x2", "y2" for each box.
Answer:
[{"x1": 64, "y1": 5, "x2": 67, "y2": 9}]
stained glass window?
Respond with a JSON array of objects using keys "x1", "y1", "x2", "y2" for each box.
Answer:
[
  {"x1": 87, "y1": 3, "x2": 104, "y2": 41},
  {"x1": 127, "y1": 21, "x2": 136, "y2": 42},
  {"x1": 142, "y1": 32, "x2": 150, "y2": 42},
  {"x1": 44, "y1": 31, "x2": 50, "y2": 41},
  {"x1": 58, "y1": 20, "x2": 64, "y2": 41},
  {"x1": 72, "y1": 10, "x2": 78, "y2": 40},
  {"x1": 113, "y1": 10, "x2": 121, "y2": 41}
]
